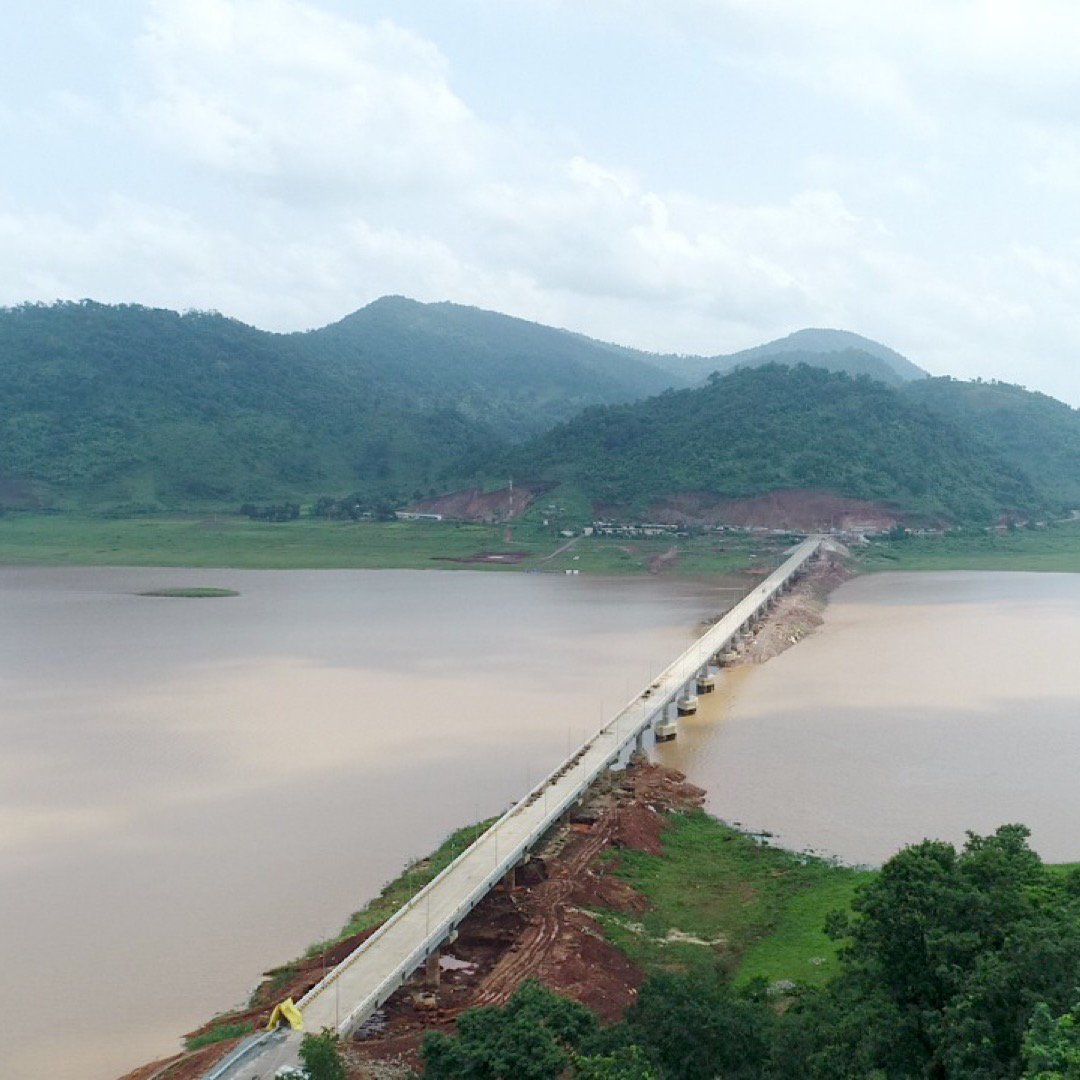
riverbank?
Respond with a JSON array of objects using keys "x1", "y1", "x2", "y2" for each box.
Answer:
[
  {"x1": 858, "y1": 520, "x2": 1080, "y2": 571},
  {"x1": 120, "y1": 763, "x2": 871, "y2": 1080},
  {"x1": 0, "y1": 514, "x2": 786, "y2": 575}
]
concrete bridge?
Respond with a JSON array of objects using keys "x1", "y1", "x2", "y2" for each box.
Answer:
[{"x1": 204, "y1": 535, "x2": 825, "y2": 1079}]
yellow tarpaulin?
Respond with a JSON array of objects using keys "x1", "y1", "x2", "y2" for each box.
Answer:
[{"x1": 267, "y1": 997, "x2": 304, "y2": 1031}]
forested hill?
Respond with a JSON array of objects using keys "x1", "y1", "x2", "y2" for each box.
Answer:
[
  {"x1": 302, "y1": 296, "x2": 675, "y2": 439},
  {"x1": 4, "y1": 297, "x2": 1073, "y2": 521},
  {"x1": 0, "y1": 299, "x2": 673, "y2": 509},
  {"x1": 0, "y1": 301, "x2": 503, "y2": 509},
  {"x1": 502, "y1": 364, "x2": 1050, "y2": 523},
  {"x1": 652, "y1": 327, "x2": 928, "y2": 387},
  {"x1": 901, "y1": 376, "x2": 1080, "y2": 508}
]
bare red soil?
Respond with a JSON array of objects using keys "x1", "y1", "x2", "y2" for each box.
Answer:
[
  {"x1": 128, "y1": 764, "x2": 703, "y2": 1080},
  {"x1": 405, "y1": 483, "x2": 552, "y2": 522},
  {"x1": 347, "y1": 764, "x2": 705, "y2": 1075},
  {"x1": 650, "y1": 489, "x2": 905, "y2": 531}
]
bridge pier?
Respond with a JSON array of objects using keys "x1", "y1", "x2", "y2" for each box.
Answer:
[
  {"x1": 676, "y1": 682, "x2": 698, "y2": 716},
  {"x1": 655, "y1": 701, "x2": 678, "y2": 742},
  {"x1": 424, "y1": 950, "x2": 441, "y2": 987},
  {"x1": 696, "y1": 666, "x2": 716, "y2": 694},
  {"x1": 635, "y1": 726, "x2": 648, "y2": 755}
]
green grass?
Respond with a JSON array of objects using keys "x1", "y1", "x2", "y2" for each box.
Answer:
[
  {"x1": 859, "y1": 522, "x2": 1080, "y2": 572},
  {"x1": 0, "y1": 515, "x2": 536, "y2": 569},
  {"x1": 302, "y1": 818, "x2": 497, "y2": 956},
  {"x1": 0, "y1": 513, "x2": 774, "y2": 575},
  {"x1": 185, "y1": 1020, "x2": 254, "y2": 1051},
  {"x1": 595, "y1": 811, "x2": 872, "y2": 988}
]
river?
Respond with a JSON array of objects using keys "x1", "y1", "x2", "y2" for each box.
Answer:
[
  {"x1": 659, "y1": 571, "x2": 1080, "y2": 866},
  {"x1": 0, "y1": 567, "x2": 724, "y2": 1080}
]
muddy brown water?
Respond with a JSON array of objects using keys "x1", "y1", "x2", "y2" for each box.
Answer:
[
  {"x1": 0, "y1": 567, "x2": 726, "y2": 1080},
  {"x1": 659, "y1": 571, "x2": 1080, "y2": 867}
]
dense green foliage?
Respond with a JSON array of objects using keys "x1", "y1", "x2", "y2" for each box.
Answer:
[
  {"x1": 305, "y1": 296, "x2": 674, "y2": 439},
  {"x1": 0, "y1": 298, "x2": 669, "y2": 510},
  {"x1": 1023, "y1": 1000, "x2": 1080, "y2": 1079},
  {"x1": 299, "y1": 1028, "x2": 347, "y2": 1080},
  {"x1": 0, "y1": 300, "x2": 500, "y2": 509},
  {"x1": 423, "y1": 980, "x2": 600, "y2": 1080},
  {"x1": 903, "y1": 377, "x2": 1080, "y2": 508},
  {"x1": 423, "y1": 827, "x2": 1080, "y2": 1079},
  {"x1": 6, "y1": 298, "x2": 1079, "y2": 524},
  {"x1": 506, "y1": 364, "x2": 1040, "y2": 522}
]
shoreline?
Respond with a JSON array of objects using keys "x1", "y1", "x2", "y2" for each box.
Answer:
[
  {"x1": 0, "y1": 514, "x2": 789, "y2": 576},
  {"x1": 120, "y1": 762, "x2": 871, "y2": 1080},
  {"x1": 117, "y1": 547, "x2": 857, "y2": 1080}
]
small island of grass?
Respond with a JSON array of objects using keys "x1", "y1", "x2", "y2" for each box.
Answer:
[{"x1": 138, "y1": 587, "x2": 239, "y2": 598}]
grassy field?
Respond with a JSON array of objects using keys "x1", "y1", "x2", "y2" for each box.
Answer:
[
  {"x1": 595, "y1": 811, "x2": 872, "y2": 988},
  {"x1": 0, "y1": 513, "x2": 782, "y2": 575},
  {"x1": 859, "y1": 522, "x2": 1080, "y2": 572}
]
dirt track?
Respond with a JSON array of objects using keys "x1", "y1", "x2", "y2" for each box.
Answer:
[{"x1": 347, "y1": 764, "x2": 705, "y2": 1076}]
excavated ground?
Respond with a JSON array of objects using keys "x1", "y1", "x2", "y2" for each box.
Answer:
[
  {"x1": 118, "y1": 764, "x2": 703, "y2": 1080},
  {"x1": 403, "y1": 483, "x2": 553, "y2": 523},
  {"x1": 650, "y1": 489, "x2": 905, "y2": 531},
  {"x1": 345, "y1": 763, "x2": 705, "y2": 1078}
]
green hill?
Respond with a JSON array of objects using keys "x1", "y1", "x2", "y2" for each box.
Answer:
[
  {"x1": 902, "y1": 377, "x2": 1080, "y2": 508},
  {"x1": 654, "y1": 328, "x2": 927, "y2": 387},
  {"x1": 502, "y1": 364, "x2": 1040, "y2": 523},
  {"x1": 0, "y1": 298, "x2": 672, "y2": 509},
  {"x1": 0, "y1": 301, "x2": 501, "y2": 509},
  {"x1": 304, "y1": 296, "x2": 674, "y2": 440},
  {"x1": 4, "y1": 298, "x2": 1075, "y2": 524}
]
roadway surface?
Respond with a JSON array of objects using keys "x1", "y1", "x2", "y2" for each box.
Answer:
[{"x1": 206, "y1": 535, "x2": 824, "y2": 1079}]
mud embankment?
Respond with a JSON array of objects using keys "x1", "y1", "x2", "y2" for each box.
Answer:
[
  {"x1": 719, "y1": 545, "x2": 853, "y2": 665},
  {"x1": 120, "y1": 765, "x2": 703, "y2": 1080}
]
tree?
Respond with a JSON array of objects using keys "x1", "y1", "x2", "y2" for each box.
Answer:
[
  {"x1": 1024, "y1": 1001, "x2": 1080, "y2": 1079},
  {"x1": 299, "y1": 1028, "x2": 347, "y2": 1080},
  {"x1": 422, "y1": 980, "x2": 597, "y2": 1080},
  {"x1": 618, "y1": 970, "x2": 773, "y2": 1080},
  {"x1": 572, "y1": 1045, "x2": 659, "y2": 1079},
  {"x1": 798, "y1": 825, "x2": 1080, "y2": 1079}
]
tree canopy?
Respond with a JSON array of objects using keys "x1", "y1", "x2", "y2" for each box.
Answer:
[{"x1": 422, "y1": 826, "x2": 1080, "y2": 1079}]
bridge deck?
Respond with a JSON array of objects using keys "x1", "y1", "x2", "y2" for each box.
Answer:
[{"x1": 205, "y1": 535, "x2": 823, "y2": 1079}]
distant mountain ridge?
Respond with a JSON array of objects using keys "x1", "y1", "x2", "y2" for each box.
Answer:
[
  {"x1": 650, "y1": 327, "x2": 928, "y2": 387},
  {"x1": 5, "y1": 293, "x2": 1074, "y2": 524},
  {"x1": 300, "y1": 295, "x2": 674, "y2": 440}
]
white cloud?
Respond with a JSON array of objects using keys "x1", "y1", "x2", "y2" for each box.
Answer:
[
  {"x1": 135, "y1": 0, "x2": 481, "y2": 196},
  {"x1": 5, "y1": 0, "x2": 1080, "y2": 404}
]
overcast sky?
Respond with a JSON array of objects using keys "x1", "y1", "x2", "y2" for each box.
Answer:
[{"x1": 4, "y1": 1, "x2": 1080, "y2": 401}]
